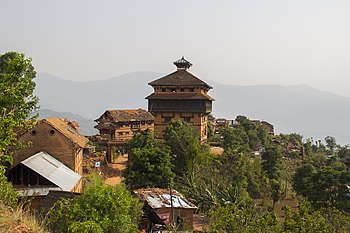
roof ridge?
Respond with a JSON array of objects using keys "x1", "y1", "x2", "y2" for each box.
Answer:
[{"x1": 43, "y1": 118, "x2": 88, "y2": 148}]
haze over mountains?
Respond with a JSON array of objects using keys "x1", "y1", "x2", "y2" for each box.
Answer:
[{"x1": 35, "y1": 72, "x2": 350, "y2": 145}]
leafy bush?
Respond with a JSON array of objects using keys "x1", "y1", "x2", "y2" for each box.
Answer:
[
  {"x1": 0, "y1": 166, "x2": 19, "y2": 208},
  {"x1": 46, "y1": 175, "x2": 142, "y2": 233},
  {"x1": 209, "y1": 203, "x2": 350, "y2": 233}
]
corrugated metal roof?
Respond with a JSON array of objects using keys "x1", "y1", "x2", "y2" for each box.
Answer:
[
  {"x1": 16, "y1": 187, "x2": 62, "y2": 197},
  {"x1": 21, "y1": 151, "x2": 82, "y2": 191},
  {"x1": 134, "y1": 188, "x2": 197, "y2": 209}
]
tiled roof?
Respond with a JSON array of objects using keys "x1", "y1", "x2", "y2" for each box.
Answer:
[
  {"x1": 134, "y1": 188, "x2": 197, "y2": 209},
  {"x1": 43, "y1": 118, "x2": 89, "y2": 148},
  {"x1": 96, "y1": 109, "x2": 154, "y2": 122},
  {"x1": 148, "y1": 70, "x2": 212, "y2": 89},
  {"x1": 146, "y1": 92, "x2": 214, "y2": 101}
]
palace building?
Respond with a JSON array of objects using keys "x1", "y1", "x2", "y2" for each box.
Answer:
[{"x1": 146, "y1": 57, "x2": 214, "y2": 140}]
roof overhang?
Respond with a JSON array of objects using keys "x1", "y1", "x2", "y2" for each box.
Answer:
[{"x1": 21, "y1": 151, "x2": 82, "y2": 192}]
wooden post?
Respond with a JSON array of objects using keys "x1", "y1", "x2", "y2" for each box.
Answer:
[{"x1": 170, "y1": 178, "x2": 175, "y2": 227}]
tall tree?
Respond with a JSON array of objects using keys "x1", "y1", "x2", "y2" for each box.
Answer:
[
  {"x1": 124, "y1": 131, "x2": 175, "y2": 189},
  {"x1": 262, "y1": 146, "x2": 283, "y2": 208},
  {"x1": 220, "y1": 127, "x2": 249, "y2": 153},
  {"x1": 261, "y1": 146, "x2": 283, "y2": 181},
  {"x1": 164, "y1": 120, "x2": 209, "y2": 176},
  {"x1": 293, "y1": 159, "x2": 350, "y2": 212},
  {"x1": 325, "y1": 136, "x2": 337, "y2": 153},
  {"x1": 124, "y1": 146, "x2": 174, "y2": 189},
  {"x1": 0, "y1": 52, "x2": 38, "y2": 167}
]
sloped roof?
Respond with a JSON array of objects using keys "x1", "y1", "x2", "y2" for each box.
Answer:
[
  {"x1": 148, "y1": 70, "x2": 212, "y2": 89},
  {"x1": 43, "y1": 118, "x2": 89, "y2": 148},
  {"x1": 96, "y1": 109, "x2": 154, "y2": 122},
  {"x1": 21, "y1": 151, "x2": 82, "y2": 191},
  {"x1": 146, "y1": 92, "x2": 214, "y2": 101},
  {"x1": 134, "y1": 188, "x2": 197, "y2": 209}
]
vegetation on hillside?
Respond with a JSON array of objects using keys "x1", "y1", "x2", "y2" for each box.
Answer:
[
  {"x1": 1, "y1": 51, "x2": 350, "y2": 232},
  {"x1": 124, "y1": 130, "x2": 174, "y2": 189},
  {"x1": 45, "y1": 175, "x2": 142, "y2": 233}
]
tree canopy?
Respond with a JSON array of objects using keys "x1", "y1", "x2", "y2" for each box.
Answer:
[
  {"x1": 124, "y1": 131, "x2": 175, "y2": 189},
  {"x1": 164, "y1": 120, "x2": 210, "y2": 176},
  {"x1": 0, "y1": 51, "x2": 38, "y2": 167},
  {"x1": 46, "y1": 175, "x2": 142, "y2": 233}
]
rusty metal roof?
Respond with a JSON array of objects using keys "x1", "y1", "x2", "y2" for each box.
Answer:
[
  {"x1": 134, "y1": 188, "x2": 197, "y2": 209},
  {"x1": 21, "y1": 151, "x2": 82, "y2": 192},
  {"x1": 43, "y1": 117, "x2": 89, "y2": 148},
  {"x1": 96, "y1": 109, "x2": 154, "y2": 123},
  {"x1": 148, "y1": 70, "x2": 212, "y2": 89}
]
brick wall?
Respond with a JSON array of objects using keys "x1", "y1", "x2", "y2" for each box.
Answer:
[{"x1": 14, "y1": 122, "x2": 77, "y2": 174}]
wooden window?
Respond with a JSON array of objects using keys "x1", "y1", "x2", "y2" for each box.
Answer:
[
  {"x1": 164, "y1": 117, "x2": 172, "y2": 123},
  {"x1": 162, "y1": 88, "x2": 166, "y2": 92},
  {"x1": 131, "y1": 122, "x2": 140, "y2": 129},
  {"x1": 118, "y1": 132, "x2": 123, "y2": 136},
  {"x1": 183, "y1": 117, "x2": 192, "y2": 123}
]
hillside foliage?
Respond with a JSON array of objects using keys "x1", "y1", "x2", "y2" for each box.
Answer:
[{"x1": 46, "y1": 175, "x2": 142, "y2": 233}]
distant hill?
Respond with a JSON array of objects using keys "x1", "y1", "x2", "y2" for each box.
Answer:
[
  {"x1": 35, "y1": 72, "x2": 158, "y2": 119},
  {"x1": 34, "y1": 109, "x2": 98, "y2": 136},
  {"x1": 35, "y1": 72, "x2": 350, "y2": 144}
]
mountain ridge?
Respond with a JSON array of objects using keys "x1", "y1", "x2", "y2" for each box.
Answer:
[{"x1": 34, "y1": 72, "x2": 350, "y2": 145}]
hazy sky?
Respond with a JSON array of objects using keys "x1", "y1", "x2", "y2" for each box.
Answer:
[{"x1": 1, "y1": 0, "x2": 350, "y2": 97}]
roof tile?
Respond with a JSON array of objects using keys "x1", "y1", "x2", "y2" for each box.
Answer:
[{"x1": 148, "y1": 70, "x2": 212, "y2": 89}]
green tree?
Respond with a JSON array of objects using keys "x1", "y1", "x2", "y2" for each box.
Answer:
[
  {"x1": 292, "y1": 163, "x2": 317, "y2": 198},
  {"x1": 293, "y1": 160, "x2": 350, "y2": 212},
  {"x1": 0, "y1": 166, "x2": 19, "y2": 208},
  {"x1": 220, "y1": 127, "x2": 249, "y2": 153},
  {"x1": 262, "y1": 146, "x2": 283, "y2": 207},
  {"x1": 124, "y1": 146, "x2": 174, "y2": 189},
  {"x1": 124, "y1": 129, "x2": 157, "y2": 152},
  {"x1": 164, "y1": 120, "x2": 209, "y2": 176},
  {"x1": 337, "y1": 145, "x2": 350, "y2": 167},
  {"x1": 325, "y1": 136, "x2": 337, "y2": 153},
  {"x1": 247, "y1": 130, "x2": 261, "y2": 151},
  {"x1": 209, "y1": 204, "x2": 279, "y2": 233},
  {"x1": 282, "y1": 204, "x2": 350, "y2": 233},
  {"x1": 261, "y1": 146, "x2": 283, "y2": 181},
  {"x1": 124, "y1": 131, "x2": 175, "y2": 189},
  {"x1": 46, "y1": 175, "x2": 142, "y2": 233},
  {"x1": 209, "y1": 202, "x2": 350, "y2": 232},
  {"x1": 0, "y1": 51, "x2": 38, "y2": 167}
]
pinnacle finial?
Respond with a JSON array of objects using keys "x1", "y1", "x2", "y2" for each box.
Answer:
[{"x1": 173, "y1": 56, "x2": 192, "y2": 70}]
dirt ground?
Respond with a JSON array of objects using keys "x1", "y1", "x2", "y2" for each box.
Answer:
[
  {"x1": 83, "y1": 153, "x2": 128, "y2": 186},
  {"x1": 193, "y1": 214, "x2": 209, "y2": 232},
  {"x1": 210, "y1": 146, "x2": 224, "y2": 155},
  {"x1": 105, "y1": 155, "x2": 128, "y2": 185}
]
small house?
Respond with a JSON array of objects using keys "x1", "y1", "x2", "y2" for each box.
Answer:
[
  {"x1": 134, "y1": 188, "x2": 197, "y2": 232},
  {"x1": 11, "y1": 117, "x2": 89, "y2": 193},
  {"x1": 94, "y1": 109, "x2": 154, "y2": 162}
]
